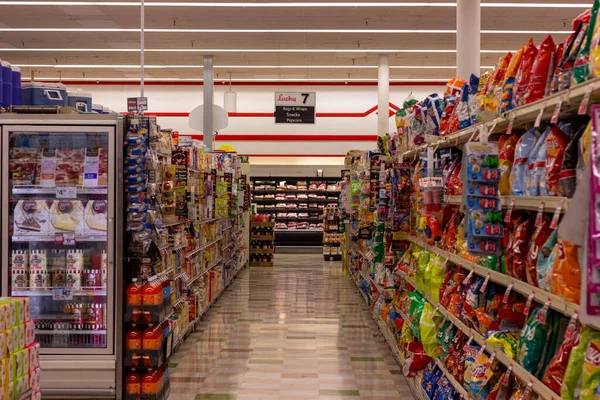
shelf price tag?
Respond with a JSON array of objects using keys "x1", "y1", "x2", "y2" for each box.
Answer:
[
  {"x1": 534, "y1": 105, "x2": 545, "y2": 128},
  {"x1": 502, "y1": 365, "x2": 513, "y2": 386},
  {"x1": 52, "y1": 288, "x2": 73, "y2": 301},
  {"x1": 480, "y1": 274, "x2": 491, "y2": 293},
  {"x1": 551, "y1": 96, "x2": 564, "y2": 124},
  {"x1": 463, "y1": 270, "x2": 474, "y2": 286},
  {"x1": 504, "y1": 199, "x2": 516, "y2": 223},
  {"x1": 56, "y1": 186, "x2": 77, "y2": 199},
  {"x1": 64, "y1": 233, "x2": 76, "y2": 246},
  {"x1": 463, "y1": 336, "x2": 473, "y2": 351},
  {"x1": 503, "y1": 283, "x2": 514, "y2": 303},
  {"x1": 506, "y1": 112, "x2": 516, "y2": 135},
  {"x1": 550, "y1": 199, "x2": 564, "y2": 229},
  {"x1": 524, "y1": 292, "x2": 536, "y2": 316},
  {"x1": 579, "y1": 83, "x2": 595, "y2": 115},
  {"x1": 535, "y1": 202, "x2": 545, "y2": 228},
  {"x1": 538, "y1": 299, "x2": 552, "y2": 325},
  {"x1": 365, "y1": 249, "x2": 375, "y2": 261}
]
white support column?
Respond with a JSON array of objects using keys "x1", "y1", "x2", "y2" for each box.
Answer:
[
  {"x1": 203, "y1": 55, "x2": 214, "y2": 151},
  {"x1": 140, "y1": 0, "x2": 145, "y2": 97},
  {"x1": 456, "y1": 0, "x2": 481, "y2": 78},
  {"x1": 377, "y1": 54, "x2": 389, "y2": 136}
]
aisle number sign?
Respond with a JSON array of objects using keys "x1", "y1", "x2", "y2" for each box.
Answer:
[{"x1": 275, "y1": 92, "x2": 316, "y2": 124}]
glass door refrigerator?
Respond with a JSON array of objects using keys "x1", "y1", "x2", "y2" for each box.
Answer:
[{"x1": 0, "y1": 114, "x2": 124, "y2": 399}]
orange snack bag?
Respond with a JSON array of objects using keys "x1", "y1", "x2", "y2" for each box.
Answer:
[{"x1": 551, "y1": 239, "x2": 581, "y2": 304}]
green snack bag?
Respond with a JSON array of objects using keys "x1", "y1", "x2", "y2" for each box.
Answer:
[
  {"x1": 562, "y1": 327, "x2": 591, "y2": 400},
  {"x1": 428, "y1": 256, "x2": 447, "y2": 303},
  {"x1": 415, "y1": 251, "x2": 430, "y2": 293},
  {"x1": 574, "y1": 0, "x2": 600, "y2": 83},
  {"x1": 517, "y1": 307, "x2": 554, "y2": 375},
  {"x1": 419, "y1": 302, "x2": 440, "y2": 358},
  {"x1": 408, "y1": 291, "x2": 425, "y2": 340},
  {"x1": 581, "y1": 329, "x2": 600, "y2": 400}
]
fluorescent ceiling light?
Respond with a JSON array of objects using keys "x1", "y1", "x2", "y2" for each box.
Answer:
[
  {"x1": 14, "y1": 63, "x2": 496, "y2": 69},
  {"x1": 20, "y1": 77, "x2": 451, "y2": 82},
  {"x1": 0, "y1": 48, "x2": 512, "y2": 54},
  {"x1": 0, "y1": 28, "x2": 573, "y2": 34},
  {"x1": 0, "y1": 1, "x2": 589, "y2": 7}
]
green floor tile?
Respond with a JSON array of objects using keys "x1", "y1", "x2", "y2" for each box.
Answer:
[
  {"x1": 350, "y1": 357, "x2": 385, "y2": 361},
  {"x1": 194, "y1": 395, "x2": 237, "y2": 400},
  {"x1": 168, "y1": 362, "x2": 178, "y2": 368},
  {"x1": 197, "y1": 338, "x2": 227, "y2": 342},
  {"x1": 319, "y1": 390, "x2": 360, "y2": 396},
  {"x1": 249, "y1": 359, "x2": 284, "y2": 364}
]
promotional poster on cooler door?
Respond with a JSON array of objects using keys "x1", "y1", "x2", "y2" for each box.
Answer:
[{"x1": 274, "y1": 92, "x2": 316, "y2": 124}]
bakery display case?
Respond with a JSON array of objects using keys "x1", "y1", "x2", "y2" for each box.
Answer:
[{"x1": 1, "y1": 114, "x2": 123, "y2": 398}]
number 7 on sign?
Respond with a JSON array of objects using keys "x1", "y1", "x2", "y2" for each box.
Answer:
[{"x1": 301, "y1": 93, "x2": 310, "y2": 104}]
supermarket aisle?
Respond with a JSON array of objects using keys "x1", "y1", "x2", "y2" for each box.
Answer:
[{"x1": 168, "y1": 254, "x2": 414, "y2": 400}]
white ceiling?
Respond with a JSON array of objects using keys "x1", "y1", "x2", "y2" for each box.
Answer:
[{"x1": 0, "y1": 0, "x2": 590, "y2": 81}]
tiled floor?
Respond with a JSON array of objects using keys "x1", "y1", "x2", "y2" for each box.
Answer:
[{"x1": 169, "y1": 254, "x2": 414, "y2": 400}]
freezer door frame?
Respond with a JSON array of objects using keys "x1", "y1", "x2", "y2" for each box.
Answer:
[{"x1": 1, "y1": 121, "x2": 117, "y2": 356}]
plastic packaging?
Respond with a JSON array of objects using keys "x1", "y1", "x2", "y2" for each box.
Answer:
[
  {"x1": 510, "y1": 128, "x2": 540, "y2": 196},
  {"x1": 524, "y1": 35, "x2": 557, "y2": 104},
  {"x1": 514, "y1": 39, "x2": 538, "y2": 107}
]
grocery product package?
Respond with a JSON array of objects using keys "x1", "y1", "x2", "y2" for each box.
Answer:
[
  {"x1": 458, "y1": 82, "x2": 472, "y2": 129},
  {"x1": 536, "y1": 229, "x2": 558, "y2": 292},
  {"x1": 476, "y1": 71, "x2": 492, "y2": 112},
  {"x1": 419, "y1": 302, "x2": 440, "y2": 357},
  {"x1": 524, "y1": 35, "x2": 557, "y2": 104},
  {"x1": 581, "y1": 329, "x2": 600, "y2": 400},
  {"x1": 541, "y1": 317, "x2": 582, "y2": 395},
  {"x1": 574, "y1": 0, "x2": 600, "y2": 84},
  {"x1": 562, "y1": 326, "x2": 591, "y2": 400},
  {"x1": 514, "y1": 39, "x2": 538, "y2": 107},
  {"x1": 517, "y1": 307, "x2": 557, "y2": 377},
  {"x1": 464, "y1": 344, "x2": 495, "y2": 399},
  {"x1": 486, "y1": 53, "x2": 512, "y2": 113},
  {"x1": 510, "y1": 128, "x2": 540, "y2": 196},
  {"x1": 543, "y1": 123, "x2": 572, "y2": 196},
  {"x1": 524, "y1": 127, "x2": 550, "y2": 197},
  {"x1": 558, "y1": 122, "x2": 589, "y2": 198},
  {"x1": 551, "y1": 238, "x2": 581, "y2": 304},
  {"x1": 500, "y1": 46, "x2": 524, "y2": 114},
  {"x1": 525, "y1": 215, "x2": 553, "y2": 287},
  {"x1": 498, "y1": 133, "x2": 522, "y2": 196},
  {"x1": 552, "y1": 11, "x2": 590, "y2": 92}
]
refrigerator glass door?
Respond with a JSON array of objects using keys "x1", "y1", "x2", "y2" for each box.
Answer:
[{"x1": 2, "y1": 125, "x2": 115, "y2": 355}]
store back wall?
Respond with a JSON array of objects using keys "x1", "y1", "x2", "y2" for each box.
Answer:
[{"x1": 73, "y1": 83, "x2": 445, "y2": 158}]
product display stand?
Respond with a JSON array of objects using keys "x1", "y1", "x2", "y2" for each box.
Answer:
[
  {"x1": 322, "y1": 206, "x2": 342, "y2": 261},
  {"x1": 341, "y1": 41, "x2": 600, "y2": 398},
  {"x1": 250, "y1": 220, "x2": 275, "y2": 267},
  {"x1": 251, "y1": 177, "x2": 340, "y2": 248},
  {"x1": 122, "y1": 117, "x2": 249, "y2": 399}
]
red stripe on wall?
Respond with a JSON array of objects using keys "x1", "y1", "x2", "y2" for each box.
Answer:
[
  {"x1": 34, "y1": 80, "x2": 446, "y2": 87},
  {"x1": 184, "y1": 134, "x2": 377, "y2": 141}
]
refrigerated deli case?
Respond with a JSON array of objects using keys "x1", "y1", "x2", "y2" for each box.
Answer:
[{"x1": 0, "y1": 114, "x2": 124, "y2": 398}]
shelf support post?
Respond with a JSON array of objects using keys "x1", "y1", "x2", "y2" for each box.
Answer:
[{"x1": 457, "y1": 0, "x2": 481, "y2": 78}]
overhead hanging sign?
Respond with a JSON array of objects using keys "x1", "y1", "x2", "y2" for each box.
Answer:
[
  {"x1": 127, "y1": 97, "x2": 148, "y2": 112},
  {"x1": 275, "y1": 92, "x2": 316, "y2": 124}
]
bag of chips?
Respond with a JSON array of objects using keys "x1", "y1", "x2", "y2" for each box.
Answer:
[
  {"x1": 552, "y1": 12, "x2": 590, "y2": 93},
  {"x1": 420, "y1": 302, "x2": 441, "y2": 357},
  {"x1": 464, "y1": 345, "x2": 492, "y2": 398},
  {"x1": 536, "y1": 229, "x2": 558, "y2": 292},
  {"x1": 551, "y1": 239, "x2": 582, "y2": 304},
  {"x1": 486, "y1": 53, "x2": 513, "y2": 113},
  {"x1": 403, "y1": 341, "x2": 433, "y2": 377},
  {"x1": 428, "y1": 256, "x2": 447, "y2": 303},
  {"x1": 581, "y1": 330, "x2": 600, "y2": 400},
  {"x1": 562, "y1": 327, "x2": 591, "y2": 400},
  {"x1": 542, "y1": 318, "x2": 582, "y2": 395},
  {"x1": 510, "y1": 128, "x2": 540, "y2": 196},
  {"x1": 477, "y1": 70, "x2": 492, "y2": 112},
  {"x1": 524, "y1": 126, "x2": 551, "y2": 196},
  {"x1": 524, "y1": 35, "x2": 557, "y2": 104},
  {"x1": 558, "y1": 123, "x2": 588, "y2": 198},
  {"x1": 514, "y1": 39, "x2": 538, "y2": 107},
  {"x1": 505, "y1": 218, "x2": 532, "y2": 282},
  {"x1": 486, "y1": 330, "x2": 520, "y2": 360},
  {"x1": 525, "y1": 216, "x2": 553, "y2": 287},
  {"x1": 498, "y1": 133, "x2": 522, "y2": 196},
  {"x1": 500, "y1": 46, "x2": 524, "y2": 113},
  {"x1": 517, "y1": 307, "x2": 555, "y2": 376},
  {"x1": 574, "y1": 0, "x2": 600, "y2": 84},
  {"x1": 544, "y1": 124, "x2": 572, "y2": 196}
]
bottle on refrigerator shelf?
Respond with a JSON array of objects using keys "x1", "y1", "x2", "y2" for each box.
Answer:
[
  {"x1": 142, "y1": 277, "x2": 162, "y2": 306},
  {"x1": 125, "y1": 371, "x2": 142, "y2": 395},
  {"x1": 127, "y1": 278, "x2": 142, "y2": 306}
]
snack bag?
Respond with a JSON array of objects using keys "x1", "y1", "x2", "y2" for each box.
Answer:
[
  {"x1": 498, "y1": 133, "x2": 522, "y2": 196},
  {"x1": 517, "y1": 307, "x2": 555, "y2": 376},
  {"x1": 458, "y1": 82, "x2": 472, "y2": 129},
  {"x1": 486, "y1": 330, "x2": 519, "y2": 360},
  {"x1": 562, "y1": 327, "x2": 591, "y2": 400},
  {"x1": 514, "y1": 39, "x2": 538, "y2": 107},
  {"x1": 486, "y1": 53, "x2": 513, "y2": 113},
  {"x1": 505, "y1": 218, "x2": 532, "y2": 282},
  {"x1": 551, "y1": 239, "x2": 581, "y2": 304},
  {"x1": 525, "y1": 216, "x2": 553, "y2": 287},
  {"x1": 428, "y1": 256, "x2": 447, "y2": 303},
  {"x1": 415, "y1": 251, "x2": 430, "y2": 293},
  {"x1": 500, "y1": 46, "x2": 524, "y2": 113},
  {"x1": 476, "y1": 70, "x2": 492, "y2": 112},
  {"x1": 422, "y1": 364, "x2": 444, "y2": 398},
  {"x1": 574, "y1": 0, "x2": 600, "y2": 84},
  {"x1": 559, "y1": 123, "x2": 588, "y2": 198},
  {"x1": 464, "y1": 345, "x2": 491, "y2": 398},
  {"x1": 420, "y1": 302, "x2": 440, "y2": 357},
  {"x1": 552, "y1": 12, "x2": 590, "y2": 92},
  {"x1": 536, "y1": 229, "x2": 558, "y2": 292},
  {"x1": 510, "y1": 128, "x2": 540, "y2": 196},
  {"x1": 524, "y1": 126, "x2": 550, "y2": 197},
  {"x1": 544, "y1": 124, "x2": 572, "y2": 196},
  {"x1": 542, "y1": 318, "x2": 582, "y2": 395},
  {"x1": 581, "y1": 330, "x2": 600, "y2": 400},
  {"x1": 524, "y1": 35, "x2": 557, "y2": 104}
]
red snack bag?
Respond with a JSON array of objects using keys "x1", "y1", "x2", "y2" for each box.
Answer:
[
  {"x1": 403, "y1": 341, "x2": 432, "y2": 377},
  {"x1": 441, "y1": 211, "x2": 461, "y2": 252},
  {"x1": 505, "y1": 217, "x2": 532, "y2": 281},
  {"x1": 541, "y1": 318, "x2": 582, "y2": 395},
  {"x1": 544, "y1": 125, "x2": 571, "y2": 196},
  {"x1": 551, "y1": 239, "x2": 582, "y2": 304},
  {"x1": 475, "y1": 307, "x2": 500, "y2": 335},
  {"x1": 525, "y1": 215, "x2": 553, "y2": 287},
  {"x1": 446, "y1": 161, "x2": 463, "y2": 196},
  {"x1": 498, "y1": 292, "x2": 528, "y2": 329},
  {"x1": 524, "y1": 35, "x2": 557, "y2": 104},
  {"x1": 514, "y1": 39, "x2": 538, "y2": 107}
]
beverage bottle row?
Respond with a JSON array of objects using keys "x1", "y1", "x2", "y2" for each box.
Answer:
[
  {"x1": 126, "y1": 276, "x2": 172, "y2": 321},
  {"x1": 63, "y1": 303, "x2": 107, "y2": 328},
  {"x1": 125, "y1": 364, "x2": 169, "y2": 396},
  {"x1": 250, "y1": 240, "x2": 272, "y2": 250},
  {"x1": 250, "y1": 254, "x2": 273, "y2": 263},
  {"x1": 251, "y1": 227, "x2": 273, "y2": 235},
  {"x1": 36, "y1": 330, "x2": 107, "y2": 348},
  {"x1": 125, "y1": 320, "x2": 170, "y2": 368}
]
